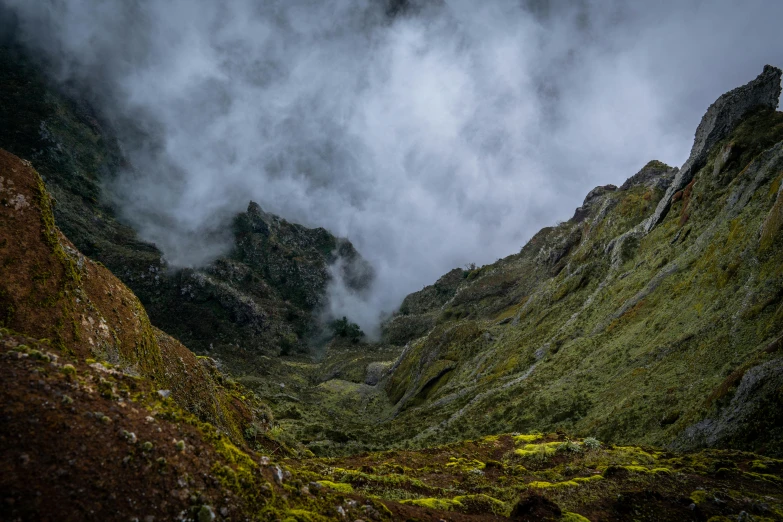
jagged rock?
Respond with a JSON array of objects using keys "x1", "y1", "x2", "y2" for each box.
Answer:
[
  {"x1": 644, "y1": 64, "x2": 782, "y2": 233},
  {"x1": 396, "y1": 268, "x2": 465, "y2": 316},
  {"x1": 0, "y1": 45, "x2": 375, "y2": 369},
  {"x1": 570, "y1": 184, "x2": 617, "y2": 223},
  {"x1": 619, "y1": 160, "x2": 676, "y2": 191}
]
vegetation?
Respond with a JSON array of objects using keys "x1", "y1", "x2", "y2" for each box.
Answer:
[
  {"x1": 2, "y1": 45, "x2": 783, "y2": 520},
  {"x1": 329, "y1": 316, "x2": 365, "y2": 342}
]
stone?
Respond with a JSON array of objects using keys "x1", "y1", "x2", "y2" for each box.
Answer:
[
  {"x1": 570, "y1": 184, "x2": 617, "y2": 223},
  {"x1": 618, "y1": 160, "x2": 676, "y2": 191},
  {"x1": 510, "y1": 493, "x2": 562, "y2": 521}
]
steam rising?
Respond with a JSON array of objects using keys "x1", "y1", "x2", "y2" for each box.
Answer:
[{"x1": 3, "y1": 0, "x2": 782, "y2": 333}]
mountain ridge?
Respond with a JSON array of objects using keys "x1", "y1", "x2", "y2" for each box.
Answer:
[{"x1": 2, "y1": 40, "x2": 783, "y2": 520}]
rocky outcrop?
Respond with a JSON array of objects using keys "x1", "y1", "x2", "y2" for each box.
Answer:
[
  {"x1": 570, "y1": 184, "x2": 617, "y2": 223},
  {"x1": 618, "y1": 160, "x2": 676, "y2": 191},
  {"x1": 672, "y1": 357, "x2": 783, "y2": 456},
  {"x1": 234, "y1": 200, "x2": 373, "y2": 311},
  {"x1": 644, "y1": 64, "x2": 782, "y2": 233}
]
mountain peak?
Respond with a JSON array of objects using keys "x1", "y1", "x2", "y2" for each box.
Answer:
[{"x1": 645, "y1": 64, "x2": 782, "y2": 233}]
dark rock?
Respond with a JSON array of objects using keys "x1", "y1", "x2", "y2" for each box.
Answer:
[{"x1": 509, "y1": 493, "x2": 562, "y2": 521}]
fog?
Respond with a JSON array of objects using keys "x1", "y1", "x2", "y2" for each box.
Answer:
[{"x1": 2, "y1": 0, "x2": 782, "y2": 334}]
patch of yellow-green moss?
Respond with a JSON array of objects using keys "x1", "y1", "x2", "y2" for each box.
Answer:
[
  {"x1": 445, "y1": 456, "x2": 485, "y2": 471},
  {"x1": 759, "y1": 185, "x2": 783, "y2": 251},
  {"x1": 452, "y1": 494, "x2": 508, "y2": 516},
  {"x1": 690, "y1": 490, "x2": 708, "y2": 504},
  {"x1": 515, "y1": 441, "x2": 561, "y2": 460},
  {"x1": 316, "y1": 480, "x2": 353, "y2": 494},
  {"x1": 528, "y1": 480, "x2": 579, "y2": 488},
  {"x1": 400, "y1": 497, "x2": 462, "y2": 511},
  {"x1": 573, "y1": 475, "x2": 603, "y2": 484},
  {"x1": 513, "y1": 433, "x2": 543, "y2": 444},
  {"x1": 282, "y1": 509, "x2": 332, "y2": 522},
  {"x1": 33, "y1": 172, "x2": 79, "y2": 354},
  {"x1": 562, "y1": 513, "x2": 592, "y2": 522}
]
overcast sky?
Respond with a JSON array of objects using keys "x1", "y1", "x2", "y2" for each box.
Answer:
[{"x1": 3, "y1": 0, "x2": 783, "y2": 333}]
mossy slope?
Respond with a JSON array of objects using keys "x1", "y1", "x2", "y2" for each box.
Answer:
[
  {"x1": 379, "y1": 74, "x2": 783, "y2": 456},
  {"x1": 0, "y1": 148, "x2": 269, "y2": 445}
]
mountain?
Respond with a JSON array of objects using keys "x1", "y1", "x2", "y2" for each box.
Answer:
[
  {"x1": 0, "y1": 43, "x2": 373, "y2": 370},
  {"x1": 378, "y1": 65, "x2": 783, "y2": 456},
  {"x1": 1, "y1": 39, "x2": 783, "y2": 521}
]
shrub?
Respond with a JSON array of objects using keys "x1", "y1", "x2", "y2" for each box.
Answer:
[
  {"x1": 557, "y1": 440, "x2": 582, "y2": 454},
  {"x1": 583, "y1": 437, "x2": 601, "y2": 450},
  {"x1": 329, "y1": 316, "x2": 364, "y2": 342}
]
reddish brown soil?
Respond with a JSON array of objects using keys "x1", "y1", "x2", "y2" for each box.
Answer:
[{"x1": 0, "y1": 332, "x2": 270, "y2": 521}]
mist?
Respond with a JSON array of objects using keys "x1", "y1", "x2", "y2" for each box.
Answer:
[{"x1": 2, "y1": 0, "x2": 783, "y2": 335}]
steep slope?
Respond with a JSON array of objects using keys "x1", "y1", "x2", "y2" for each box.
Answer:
[
  {"x1": 0, "y1": 149, "x2": 270, "y2": 444},
  {"x1": 378, "y1": 65, "x2": 783, "y2": 456},
  {"x1": 0, "y1": 147, "x2": 400, "y2": 520}
]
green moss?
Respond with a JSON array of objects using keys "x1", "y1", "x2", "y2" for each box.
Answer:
[
  {"x1": 336, "y1": 469, "x2": 428, "y2": 491},
  {"x1": 513, "y1": 433, "x2": 543, "y2": 444},
  {"x1": 315, "y1": 480, "x2": 353, "y2": 494},
  {"x1": 33, "y1": 173, "x2": 79, "y2": 354},
  {"x1": 452, "y1": 494, "x2": 508, "y2": 516},
  {"x1": 400, "y1": 498, "x2": 462, "y2": 511},
  {"x1": 690, "y1": 490, "x2": 708, "y2": 504},
  {"x1": 561, "y1": 513, "x2": 592, "y2": 522},
  {"x1": 759, "y1": 187, "x2": 783, "y2": 251},
  {"x1": 445, "y1": 456, "x2": 485, "y2": 471},
  {"x1": 745, "y1": 472, "x2": 783, "y2": 486},
  {"x1": 282, "y1": 509, "x2": 332, "y2": 522},
  {"x1": 528, "y1": 480, "x2": 579, "y2": 488},
  {"x1": 515, "y1": 442, "x2": 561, "y2": 460},
  {"x1": 572, "y1": 475, "x2": 603, "y2": 484}
]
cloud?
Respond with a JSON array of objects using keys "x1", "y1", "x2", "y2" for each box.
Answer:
[{"x1": 3, "y1": 0, "x2": 783, "y2": 334}]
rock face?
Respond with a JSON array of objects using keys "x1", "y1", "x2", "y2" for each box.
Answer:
[
  {"x1": 644, "y1": 65, "x2": 782, "y2": 233},
  {"x1": 672, "y1": 354, "x2": 783, "y2": 454}
]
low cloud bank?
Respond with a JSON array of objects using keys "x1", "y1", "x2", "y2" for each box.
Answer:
[{"x1": 3, "y1": 0, "x2": 782, "y2": 333}]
